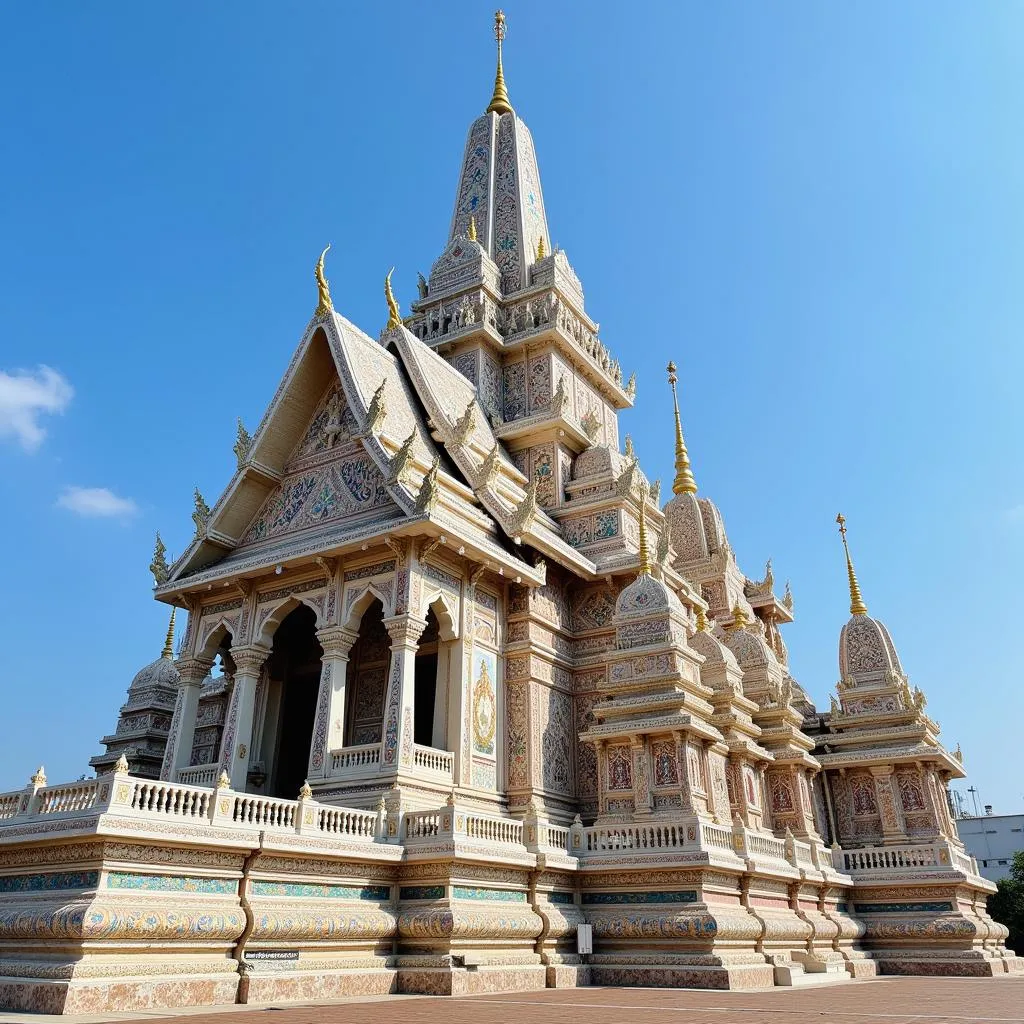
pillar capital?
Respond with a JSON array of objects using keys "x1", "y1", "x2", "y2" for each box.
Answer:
[
  {"x1": 316, "y1": 625, "x2": 359, "y2": 659},
  {"x1": 382, "y1": 613, "x2": 428, "y2": 649},
  {"x1": 229, "y1": 644, "x2": 270, "y2": 676},
  {"x1": 176, "y1": 657, "x2": 214, "y2": 685}
]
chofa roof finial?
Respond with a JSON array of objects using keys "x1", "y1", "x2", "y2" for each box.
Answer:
[
  {"x1": 384, "y1": 268, "x2": 402, "y2": 331},
  {"x1": 836, "y1": 513, "x2": 868, "y2": 616},
  {"x1": 315, "y1": 245, "x2": 333, "y2": 316},
  {"x1": 667, "y1": 361, "x2": 698, "y2": 495},
  {"x1": 486, "y1": 10, "x2": 513, "y2": 116},
  {"x1": 161, "y1": 607, "x2": 176, "y2": 660}
]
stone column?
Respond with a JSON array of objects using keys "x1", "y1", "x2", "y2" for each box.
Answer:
[
  {"x1": 221, "y1": 645, "x2": 270, "y2": 789},
  {"x1": 595, "y1": 740, "x2": 607, "y2": 816},
  {"x1": 632, "y1": 735, "x2": 652, "y2": 814},
  {"x1": 308, "y1": 626, "x2": 359, "y2": 780},
  {"x1": 381, "y1": 613, "x2": 427, "y2": 771},
  {"x1": 160, "y1": 657, "x2": 213, "y2": 782},
  {"x1": 870, "y1": 765, "x2": 906, "y2": 843},
  {"x1": 758, "y1": 763, "x2": 772, "y2": 829}
]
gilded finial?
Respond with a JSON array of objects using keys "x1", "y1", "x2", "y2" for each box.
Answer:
[
  {"x1": 536, "y1": 235, "x2": 545, "y2": 260},
  {"x1": 836, "y1": 513, "x2": 868, "y2": 616},
  {"x1": 726, "y1": 603, "x2": 749, "y2": 631},
  {"x1": 666, "y1": 361, "x2": 697, "y2": 495},
  {"x1": 468, "y1": 215, "x2": 477, "y2": 242},
  {"x1": 696, "y1": 605, "x2": 708, "y2": 632},
  {"x1": 315, "y1": 245, "x2": 333, "y2": 316},
  {"x1": 486, "y1": 10, "x2": 513, "y2": 115},
  {"x1": 637, "y1": 499, "x2": 651, "y2": 575},
  {"x1": 150, "y1": 531, "x2": 169, "y2": 586},
  {"x1": 161, "y1": 607, "x2": 176, "y2": 660},
  {"x1": 384, "y1": 268, "x2": 402, "y2": 331}
]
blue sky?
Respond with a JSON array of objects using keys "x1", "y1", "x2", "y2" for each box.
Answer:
[{"x1": 0, "y1": 2, "x2": 1021, "y2": 814}]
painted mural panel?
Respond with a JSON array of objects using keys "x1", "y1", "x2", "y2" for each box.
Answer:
[{"x1": 471, "y1": 648, "x2": 498, "y2": 757}]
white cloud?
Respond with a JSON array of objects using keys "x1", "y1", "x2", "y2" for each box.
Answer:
[
  {"x1": 57, "y1": 486, "x2": 138, "y2": 519},
  {"x1": 0, "y1": 366, "x2": 73, "y2": 451}
]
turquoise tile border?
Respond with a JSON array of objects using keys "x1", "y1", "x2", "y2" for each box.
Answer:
[
  {"x1": 105, "y1": 872, "x2": 235, "y2": 895},
  {"x1": 0, "y1": 870, "x2": 99, "y2": 894},
  {"x1": 548, "y1": 891, "x2": 576, "y2": 905},
  {"x1": 582, "y1": 890, "x2": 698, "y2": 905},
  {"x1": 452, "y1": 886, "x2": 526, "y2": 903},
  {"x1": 854, "y1": 901, "x2": 954, "y2": 914},
  {"x1": 252, "y1": 882, "x2": 390, "y2": 901},
  {"x1": 399, "y1": 885, "x2": 445, "y2": 901}
]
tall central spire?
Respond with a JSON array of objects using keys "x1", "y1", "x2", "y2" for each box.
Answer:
[
  {"x1": 486, "y1": 10, "x2": 513, "y2": 115},
  {"x1": 667, "y1": 362, "x2": 698, "y2": 495},
  {"x1": 836, "y1": 513, "x2": 869, "y2": 616}
]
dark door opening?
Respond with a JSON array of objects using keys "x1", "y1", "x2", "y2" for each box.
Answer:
[{"x1": 413, "y1": 653, "x2": 438, "y2": 747}]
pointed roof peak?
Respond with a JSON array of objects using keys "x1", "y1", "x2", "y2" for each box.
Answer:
[
  {"x1": 486, "y1": 10, "x2": 513, "y2": 116},
  {"x1": 161, "y1": 607, "x2": 177, "y2": 660},
  {"x1": 836, "y1": 513, "x2": 868, "y2": 616},
  {"x1": 667, "y1": 361, "x2": 698, "y2": 495}
]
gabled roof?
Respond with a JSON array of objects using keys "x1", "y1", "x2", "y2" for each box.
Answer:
[{"x1": 156, "y1": 311, "x2": 547, "y2": 594}]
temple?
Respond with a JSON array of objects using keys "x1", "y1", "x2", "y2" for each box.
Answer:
[{"x1": 0, "y1": 12, "x2": 1017, "y2": 1015}]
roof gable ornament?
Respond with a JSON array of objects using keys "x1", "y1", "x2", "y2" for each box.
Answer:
[
  {"x1": 474, "y1": 443, "x2": 501, "y2": 491},
  {"x1": 486, "y1": 10, "x2": 513, "y2": 116},
  {"x1": 415, "y1": 458, "x2": 441, "y2": 513},
  {"x1": 836, "y1": 513, "x2": 868, "y2": 616},
  {"x1": 365, "y1": 380, "x2": 388, "y2": 436},
  {"x1": 192, "y1": 489, "x2": 211, "y2": 537},
  {"x1": 388, "y1": 429, "x2": 418, "y2": 486},
  {"x1": 233, "y1": 418, "x2": 251, "y2": 469},
  {"x1": 315, "y1": 245, "x2": 333, "y2": 317},
  {"x1": 508, "y1": 475, "x2": 540, "y2": 543},
  {"x1": 384, "y1": 268, "x2": 403, "y2": 332},
  {"x1": 150, "y1": 532, "x2": 169, "y2": 586},
  {"x1": 452, "y1": 397, "x2": 477, "y2": 446}
]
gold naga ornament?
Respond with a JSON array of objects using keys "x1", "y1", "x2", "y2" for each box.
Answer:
[
  {"x1": 315, "y1": 245, "x2": 333, "y2": 316},
  {"x1": 384, "y1": 268, "x2": 403, "y2": 331}
]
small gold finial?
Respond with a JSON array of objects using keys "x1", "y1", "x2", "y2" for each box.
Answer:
[
  {"x1": 315, "y1": 245, "x2": 333, "y2": 316},
  {"x1": 536, "y1": 235, "x2": 546, "y2": 260},
  {"x1": 468, "y1": 215, "x2": 477, "y2": 242},
  {"x1": 667, "y1": 361, "x2": 698, "y2": 495},
  {"x1": 161, "y1": 607, "x2": 176, "y2": 660},
  {"x1": 486, "y1": 10, "x2": 513, "y2": 115},
  {"x1": 726, "y1": 603, "x2": 749, "y2": 631},
  {"x1": 384, "y1": 267, "x2": 402, "y2": 331},
  {"x1": 836, "y1": 513, "x2": 868, "y2": 616},
  {"x1": 696, "y1": 605, "x2": 708, "y2": 632},
  {"x1": 637, "y1": 499, "x2": 651, "y2": 576}
]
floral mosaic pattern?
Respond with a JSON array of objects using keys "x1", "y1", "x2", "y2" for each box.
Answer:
[
  {"x1": 0, "y1": 870, "x2": 98, "y2": 893},
  {"x1": 452, "y1": 886, "x2": 527, "y2": 903},
  {"x1": 581, "y1": 890, "x2": 698, "y2": 905},
  {"x1": 252, "y1": 882, "x2": 390, "y2": 901},
  {"x1": 399, "y1": 885, "x2": 445, "y2": 901}
]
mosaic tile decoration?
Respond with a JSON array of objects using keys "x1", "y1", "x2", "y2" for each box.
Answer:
[
  {"x1": 252, "y1": 882, "x2": 391, "y2": 901},
  {"x1": 582, "y1": 890, "x2": 699, "y2": 906},
  {"x1": 547, "y1": 891, "x2": 576, "y2": 905},
  {"x1": 106, "y1": 872, "x2": 236, "y2": 895},
  {"x1": 0, "y1": 870, "x2": 99, "y2": 894},
  {"x1": 854, "y1": 901, "x2": 954, "y2": 914},
  {"x1": 452, "y1": 886, "x2": 527, "y2": 903},
  {"x1": 399, "y1": 885, "x2": 445, "y2": 901}
]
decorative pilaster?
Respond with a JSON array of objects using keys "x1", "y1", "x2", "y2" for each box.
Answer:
[
  {"x1": 381, "y1": 613, "x2": 428, "y2": 770},
  {"x1": 160, "y1": 657, "x2": 212, "y2": 781},
  {"x1": 675, "y1": 731, "x2": 695, "y2": 815},
  {"x1": 308, "y1": 626, "x2": 359, "y2": 779},
  {"x1": 221, "y1": 645, "x2": 270, "y2": 789},
  {"x1": 632, "y1": 736, "x2": 652, "y2": 814},
  {"x1": 870, "y1": 765, "x2": 906, "y2": 842}
]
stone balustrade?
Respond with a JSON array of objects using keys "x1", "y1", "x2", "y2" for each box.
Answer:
[
  {"x1": 412, "y1": 744, "x2": 454, "y2": 777},
  {"x1": 835, "y1": 841, "x2": 980, "y2": 878},
  {"x1": 175, "y1": 764, "x2": 219, "y2": 787},
  {"x1": 330, "y1": 743, "x2": 382, "y2": 772}
]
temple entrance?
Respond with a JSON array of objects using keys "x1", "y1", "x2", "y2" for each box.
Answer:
[
  {"x1": 414, "y1": 610, "x2": 444, "y2": 749},
  {"x1": 261, "y1": 605, "x2": 322, "y2": 798}
]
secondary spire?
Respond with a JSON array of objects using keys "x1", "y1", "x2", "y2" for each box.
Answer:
[
  {"x1": 836, "y1": 513, "x2": 868, "y2": 616},
  {"x1": 161, "y1": 607, "x2": 176, "y2": 660},
  {"x1": 637, "y1": 497, "x2": 651, "y2": 575},
  {"x1": 486, "y1": 10, "x2": 513, "y2": 116},
  {"x1": 667, "y1": 361, "x2": 698, "y2": 495}
]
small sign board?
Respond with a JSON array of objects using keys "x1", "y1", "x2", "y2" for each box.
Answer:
[{"x1": 244, "y1": 950, "x2": 299, "y2": 962}]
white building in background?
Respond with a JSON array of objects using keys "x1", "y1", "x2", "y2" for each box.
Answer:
[{"x1": 958, "y1": 810, "x2": 1024, "y2": 882}]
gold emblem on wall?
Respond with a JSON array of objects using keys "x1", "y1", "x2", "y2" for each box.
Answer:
[{"x1": 472, "y1": 652, "x2": 497, "y2": 755}]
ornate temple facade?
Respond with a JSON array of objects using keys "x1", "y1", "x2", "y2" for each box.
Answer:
[{"x1": 0, "y1": 13, "x2": 1018, "y2": 1014}]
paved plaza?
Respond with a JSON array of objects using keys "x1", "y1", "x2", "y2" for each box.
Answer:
[{"x1": 4, "y1": 978, "x2": 1023, "y2": 1024}]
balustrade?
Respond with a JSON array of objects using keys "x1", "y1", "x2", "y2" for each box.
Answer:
[
  {"x1": 175, "y1": 764, "x2": 219, "y2": 788},
  {"x1": 330, "y1": 743, "x2": 382, "y2": 772},
  {"x1": 412, "y1": 745, "x2": 454, "y2": 776}
]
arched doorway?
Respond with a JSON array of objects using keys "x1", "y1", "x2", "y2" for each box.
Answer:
[{"x1": 260, "y1": 605, "x2": 322, "y2": 798}]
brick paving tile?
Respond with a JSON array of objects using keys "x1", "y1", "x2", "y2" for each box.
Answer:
[{"x1": 78, "y1": 977, "x2": 1024, "y2": 1024}]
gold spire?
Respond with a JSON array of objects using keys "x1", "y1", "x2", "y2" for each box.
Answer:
[
  {"x1": 536, "y1": 235, "x2": 545, "y2": 260},
  {"x1": 637, "y1": 499, "x2": 651, "y2": 575},
  {"x1": 667, "y1": 361, "x2": 697, "y2": 495},
  {"x1": 836, "y1": 513, "x2": 868, "y2": 616},
  {"x1": 468, "y1": 215, "x2": 477, "y2": 241},
  {"x1": 727, "y1": 603, "x2": 749, "y2": 631},
  {"x1": 384, "y1": 267, "x2": 402, "y2": 331},
  {"x1": 161, "y1": 607, "x2": 176, "y2": 660},
  {"x1": 486, "y1": 10, "x2": 513, "y2": 115},
  {"x1": 315, "y1": 245, "x2": 333, "y2": 316}
]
